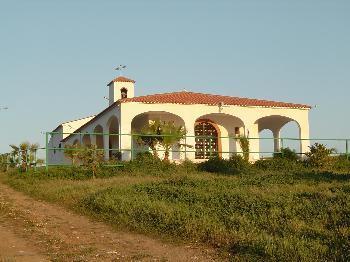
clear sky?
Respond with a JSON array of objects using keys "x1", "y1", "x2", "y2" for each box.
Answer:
[{"x1": 0, "y1": 0, "x2": 349, "y2": 154}]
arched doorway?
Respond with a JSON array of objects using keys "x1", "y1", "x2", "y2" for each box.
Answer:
[
  {"x1": 195, "y1": 120, "x2": 220, "y2": 159},
  {"x1": 94, "y1": 125, "x2": 104, "y2": 149},
  {"x1": 82, "y1": 134, "x2": 91, "y2": 146},
  {"x1": 131, "y1": 111, "x2": 185, "y2": 160},
  {"x1": 107, "y1": 116, "x2": 119, "y2": 159}
]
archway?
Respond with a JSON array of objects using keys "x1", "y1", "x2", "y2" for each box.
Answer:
[
  {"x1": 195, "y1": 113, "x2": 245, "y2": 159},
  {"x1": 255, "y1": 115, "x2": 301, "y2": 158},
  {"x1": 82, "y1": 134, "x2": 91, "y2": 146},
  {"x1": 131, "y1": 111, "x2": 185, "y2": 160},
  {"x1": 94, "y1": 125, "x2": 104, "y2": 149},
  {"x1": 107, "y1": 116, "x2": 119, "y2": 159}
]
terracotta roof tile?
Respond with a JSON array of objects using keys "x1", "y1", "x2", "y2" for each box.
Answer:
[
  {"x1": 107, "y1": 76, "x2": 135, "y2": 86},
  {"x1": 120, "y1": 91, "x2": 311, "y2": 109}
]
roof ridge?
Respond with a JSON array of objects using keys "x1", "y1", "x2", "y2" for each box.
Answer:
[
  {"x1": 120, "y1": 91, "x2": 311, "y2": 108},
  {"x1": 61, "y1": 115, "x2": 96, "y2": 125}
]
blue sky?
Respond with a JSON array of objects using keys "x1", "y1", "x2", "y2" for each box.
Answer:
[{"x1": 0, "y1": 0, "x2": 349, "y2": 154}]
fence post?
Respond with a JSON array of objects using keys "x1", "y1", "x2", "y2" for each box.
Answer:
[
  {"x1": 346, "y1": 139, "x2": 349, "y2": 160},
  {"x1": 45, "y1": 132, "x2": 49, "y2": 172}
]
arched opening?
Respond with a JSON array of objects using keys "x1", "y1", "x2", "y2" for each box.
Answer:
[
  {"x1": 195, "y1": 120, "x2": 220, "y2": 159},
  {"x1": 195, "y1": 113, "x2": 245, "y2": 159},
  {"x1": 121, "y1": 88, "x2": 128, "y2": 99},
  {"x1": 107, "y1": 116, "x2": 119, "y2": 160},
  {"x1": 280, "y1": 121, "x2": 301, "y2": 154},
  {"x1": 82, "y1": 134, "x2": 91, "y2": 146},
  {"x1": 255, "y1": 115, "x2": 301, "y2": 159},
  {"x1": 94, "y1": 125, "x2": 104, "y2": 149},
  {"x1": 73, "y1": 139, "x2": 79, "y2": 145},
  {"x1": 131, "y1": 111, "x2": 185, "y2": 160},
  {"x1": 258, "y1": 129, "x2": 274, "y2": 159}
]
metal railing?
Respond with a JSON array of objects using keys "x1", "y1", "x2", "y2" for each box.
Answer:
[{"x1": 41, "y1": 132, "x2": 350, "y2": 171}]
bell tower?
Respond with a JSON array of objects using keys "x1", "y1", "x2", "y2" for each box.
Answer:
[{"x1": 107, "y1": 76, "x2": 135, "y2": 105}]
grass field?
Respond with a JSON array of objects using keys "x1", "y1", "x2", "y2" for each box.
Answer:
[{"x1": 2, "y1": 166, "x2": 350, "y2": 261}]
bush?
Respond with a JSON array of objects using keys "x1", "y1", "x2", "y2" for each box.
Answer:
[
  {"x1": 274, "y1": 147, "x2": 299, "y2": 161},
  {"x1": 254, "y1": 157, "x2": 304, "y2": 171},
  {"x1": 305, "y1": 143, "x2": 335, "y2": 168},
  {"x1": 0, "y1": 153, "x2": 9, "y2": 172},
  {"x1": 331, "y1": 155, "x2": 350, "y2": 171},
  {"x1": 124, "y1": 152, "x2": 178, "y2": 175},
  {"x1": 198, "y1": 155, "x2": 251, "y2": 175}
]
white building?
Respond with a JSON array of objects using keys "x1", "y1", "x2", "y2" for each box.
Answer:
[{"x1": 48, "y1": 75, "x2": 311, "y2": 164}]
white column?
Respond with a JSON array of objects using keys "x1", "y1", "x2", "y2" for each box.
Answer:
[
  {"x1": 120, "y1": 117, "x2": 132, "y2": 161},
  {"x1": 246, "y1": 122, "x2": 260, "y2": 161},
  {"x1": 183, "y1": 117, "x2": 197, "y2": 161},
  {"x1": 299, "y1": 122, "x2": 310, "y2": 158},
  {"x1": 103, "y1": 132, "x2": 109, "y2": 161},
  {"x1": 272, "y1": 128, "x2": 281, "y2": 153}
]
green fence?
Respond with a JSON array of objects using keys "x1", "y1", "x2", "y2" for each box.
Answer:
[{"x1": 43, "y1": 131, "x2": 350, "y2": 171}]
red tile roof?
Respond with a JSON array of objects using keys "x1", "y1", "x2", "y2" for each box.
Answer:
[
  {"x1": 120, "y1": 91, "x2": 311, "y2": 109},
  {"x1": 107, "y1": 76, "x2": 135, "y2": 86}
]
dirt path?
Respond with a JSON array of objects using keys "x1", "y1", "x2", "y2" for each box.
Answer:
[{"x1": 0, "y1": 181, "x2": 220, "y2": 261}]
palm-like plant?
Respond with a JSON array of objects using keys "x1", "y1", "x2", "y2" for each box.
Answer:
[
  {"x1": 9, "y1": 142, "x2": 41, "y2": 171},
  {"x1": 9, "y1": 144, "x2": 19, "y2": 167},
  {"x1": 29, "y1": 143, "x2": 39, "y2": 167},
  {"x1": 134, "y1": 120, "x2": 162, "y2": 158},
  {"x1": 158, "y1": 121, "x2": 186, "y2": 161},
  {"x1": 19, "y1": 142, "x2": 30, "y2": 171}
]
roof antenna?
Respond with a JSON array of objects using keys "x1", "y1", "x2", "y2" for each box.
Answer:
[{"x1": 114, "y1": 65, "x2": 127, "y2": 76}]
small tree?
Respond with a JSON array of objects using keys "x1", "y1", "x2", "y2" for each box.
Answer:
[
  {"x1": 19, "y1": 142, "x2": 31, "y2": 171},
  {"x1": 9, "y1": 142, "x2": 41, "y2": 171},
  {"x1": 274, "y1": 147, "x2": 299, "y2": 161},
  {"x1": 134, "y1": 120, "x2": 162, "y2": 158},
  {"x1": 158, "y1": 121, "x2": 186, "y2": 161},
  {"x1": 9, "y1": 145, "x2": 19, "y2": 167},
  {"x1": 29, "y1": 143, "x2": 39, "y2": 167},
  {"x1": 305, "y1": 143, "x2": 335, "y2": 168},
  {"x1": 0, "y1": 153, "x2": 10, "y2": 172},
  {"x1": 77, "y1": 145, "x2": 104, "y2": 178},
  {"x1": 64, "y1": 144, "x2": 80, "y2": 165}
]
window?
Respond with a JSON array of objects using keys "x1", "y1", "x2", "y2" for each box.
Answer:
[{"x1": 121, "y1": 88, "x2": 128, "y2": 99}]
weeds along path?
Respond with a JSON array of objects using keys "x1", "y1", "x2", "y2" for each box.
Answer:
[{"x1": 0, "y1": 179, "x2": 218, "y2": 261}]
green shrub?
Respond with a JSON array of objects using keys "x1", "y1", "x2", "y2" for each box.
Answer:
[
  {"x1": 254, "y1": 158, "x2": 304, "y2": 171},
  {"x1": 124, "y1": 152, "x2": 178, "y2": 176},
  {"x1": 274, "y1": 147, "x2": 299, "y2": 161},
  {"x1": 198, "y1": 155, "x2": 251, "y2": 175},
  {"x1": 0, "y1": 153, "x2": 9, "y2": 172},
  {"x1": 305, "y1": 143, "x2": 335, "y2": 168},
  {"x1": 331, "y1": 155, "x2": 350, "y2": 171}
]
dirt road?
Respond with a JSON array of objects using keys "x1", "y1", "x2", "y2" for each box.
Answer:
[{"x1": 0, "y1": 180, "x2": 220, "y2": 261}]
